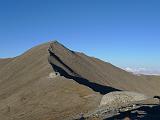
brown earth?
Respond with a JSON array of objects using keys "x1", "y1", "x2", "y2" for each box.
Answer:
[{"x1": 0, "y1": 41, "x2": 160, "y2": 120}]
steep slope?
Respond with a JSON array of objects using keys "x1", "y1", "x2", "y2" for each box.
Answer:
[
  {"x1": 0, "y1": 42, "x2": 101, "y2": 120},
  {"x1": 0, "y1": 41, "x2": 160, "y2": 120},
  {"x1": 48, "y1": 41, "x2": 160, "y2": 96}
]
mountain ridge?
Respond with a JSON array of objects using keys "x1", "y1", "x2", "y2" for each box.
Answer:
[{"x1": 0, "y1": 41, "x2": 160, "y2": 120}]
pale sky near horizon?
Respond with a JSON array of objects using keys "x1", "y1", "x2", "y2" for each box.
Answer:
[{"x1": 0, "y1": 0, "x2": 160, "y2": 73}]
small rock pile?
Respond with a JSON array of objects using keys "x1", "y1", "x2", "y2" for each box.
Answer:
[{"x1": 48, "y1": 72, "x2": 60, "y2": 78}]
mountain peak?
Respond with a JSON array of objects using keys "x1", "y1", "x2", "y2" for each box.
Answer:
[
  {"x1": 48, "y1": 40, "x2": 75, "y2": 55},
  {"x1": 1, "y1": 41, "x2": 160, "y2": 120},
  {"x1": 50, "y1": 40, "x2": 60, "y2": 44}
]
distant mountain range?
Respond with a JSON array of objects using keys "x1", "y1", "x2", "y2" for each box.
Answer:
[{"x1": 124, "y1": 67, "x2": 160, "y2": 75}]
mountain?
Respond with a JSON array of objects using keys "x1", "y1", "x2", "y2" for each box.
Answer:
[
  {"x1": 0, "y1": 41, "x2": 160, "y2": 120},
  {"x1": 48, "y1": 41, "x2": 160, "y2": 95}
]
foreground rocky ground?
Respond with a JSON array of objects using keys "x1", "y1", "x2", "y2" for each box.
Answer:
[
  {"x1": 107, "y1": 105, "x2": 160, "y2": 120},
  {"x1": 72, "y1": 92, "x2": 160, "y2": 120}
]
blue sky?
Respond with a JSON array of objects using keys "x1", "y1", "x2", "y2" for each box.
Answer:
[{"x1": 0, "y1": 0, "x2": 160, "y2": 72}]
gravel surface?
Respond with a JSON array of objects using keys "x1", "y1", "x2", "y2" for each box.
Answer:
[{"x1": 72, "y1": 91, "x2": 151, "y2": 120}]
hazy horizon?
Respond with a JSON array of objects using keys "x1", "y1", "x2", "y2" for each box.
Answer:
[{"x1": 0, "y1": 0, "x2": 160, "y2": 74}]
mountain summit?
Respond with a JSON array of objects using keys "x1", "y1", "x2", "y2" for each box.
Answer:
[
  {"x1": 0, "y1": 41, "x2": 160, "y2": 120},
  {"x1": 47, "y1": 41, "x2": 160, "y2": 95}
]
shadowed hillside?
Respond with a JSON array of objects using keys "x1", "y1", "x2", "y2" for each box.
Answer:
[{"x1": 48, "y1": 41, "x2": 160, "y2": 96}]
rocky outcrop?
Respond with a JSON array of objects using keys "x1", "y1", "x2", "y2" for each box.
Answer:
[{"x1": 100, "y1": 91, "x2": 149, "y2": 107}]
